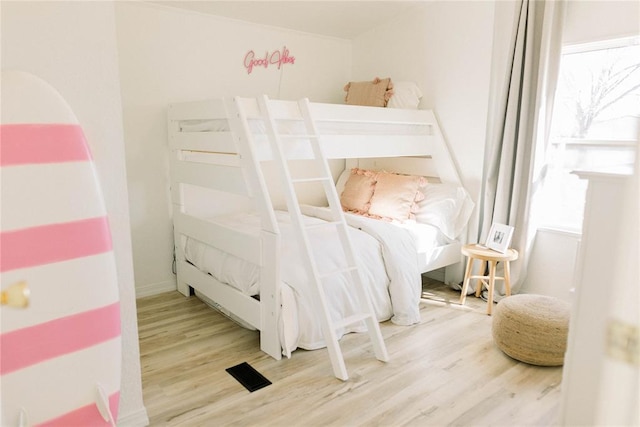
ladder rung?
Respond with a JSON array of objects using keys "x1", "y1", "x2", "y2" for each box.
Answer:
[
  {"x1": 305, "y1": 220, "x2": 343, "y2": 230},
  {"x1": 279, "y1": 134, "x2": 320, "y2": 139},
  {"x1": 334, "y1": 313, "x2": 373, "y2": 330},
  {"x1": 254, "y1": 95, "x2": 388, "y2": 381},
  {"x1": 319, "y1": 265, "x2": 357, "y2": 279},
  {"x1": 291, "y1": 177, "x2": 332, "y2": 184}
]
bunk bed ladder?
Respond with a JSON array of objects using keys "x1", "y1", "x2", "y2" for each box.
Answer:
[{"x1": 257, "y1": 95, "x2": 389, "y2": 381}]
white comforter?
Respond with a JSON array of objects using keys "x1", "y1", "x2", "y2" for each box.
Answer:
[{"x1": 184, "y1": 209, "x2": 421, "y2": 357}]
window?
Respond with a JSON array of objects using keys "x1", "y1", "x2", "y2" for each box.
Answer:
[{"x1": 538, "y1": 36, "x2": 640, "y2": 232}]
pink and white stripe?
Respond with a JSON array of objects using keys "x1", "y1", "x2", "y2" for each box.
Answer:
[
  {"x1": 1, "y1": 122, "x2": 121, "y2": 426},
  {"x1": 1, "y1": 217, "x2": 112, "y2": 273},
  {"x1": 1, "y1": 340, "x2": 122, "y2": 426},
  {"x1": 1, "y1": 124, "x2": 92, "y2": 166}
]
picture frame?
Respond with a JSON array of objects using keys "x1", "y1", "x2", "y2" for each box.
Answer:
[{"x1": 485, "y1": 223, "x2": 514, "y2": 253}]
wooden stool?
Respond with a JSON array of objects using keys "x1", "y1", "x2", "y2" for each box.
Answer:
[{"x1": 459, "y1": 244, "x2": 519, "y2": 315}]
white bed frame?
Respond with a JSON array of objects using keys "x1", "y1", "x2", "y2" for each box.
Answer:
[{"x1": 168, "y1": 97, "x2": 465, "y2": 360}]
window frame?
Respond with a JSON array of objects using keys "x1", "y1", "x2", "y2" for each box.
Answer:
[{"x1": 537, "y1": 35, "x2": 639, "y2": 234}]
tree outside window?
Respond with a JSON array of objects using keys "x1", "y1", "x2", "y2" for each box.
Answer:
[{"x1": 538, "y1": 36, "x2": 639, "y2": 232}]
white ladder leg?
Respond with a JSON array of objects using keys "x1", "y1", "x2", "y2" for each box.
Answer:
[
  {"x1": 226, "y1": 97, "x2": 283, "y2": 361},
  {"x1": 258, "y1": 95, "x2": 388, "y2": 380},
  {"x1": 298, "y1": 97, "x2": 389, "y2": 365}
]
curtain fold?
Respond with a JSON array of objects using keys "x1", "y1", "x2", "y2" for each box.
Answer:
[{"x1": 477, "y1": 0, "x2": 566, "y2": 296}]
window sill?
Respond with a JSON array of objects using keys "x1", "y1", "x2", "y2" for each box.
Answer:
[{"x1": 536, "y1": 226, "x2": 582, "y2": 239}]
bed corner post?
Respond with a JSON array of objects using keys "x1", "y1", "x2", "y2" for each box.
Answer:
[
  {"x1": 168, "y1": 105, "x2": 190, "y2": 297},
  {"x1": 260, "y1": 230, "x2": 282, "y2": 360}
]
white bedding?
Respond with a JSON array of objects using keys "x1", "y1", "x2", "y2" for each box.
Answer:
[{"x1": 183, "y1": 208, "x2": 443, "y2": 356}]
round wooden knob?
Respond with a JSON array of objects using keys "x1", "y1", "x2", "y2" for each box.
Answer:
[{"x1": 1, "y1": 281, "x2": 30, "y2": 308}]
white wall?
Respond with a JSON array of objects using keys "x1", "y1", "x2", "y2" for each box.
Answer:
[
  {"x1": 115, "y1": 2, "x2": 352, "y2": 297},
  {"x1": 110, "y1": 0, "x2": 638, "y2": 301},
  {"x1": 563, "y1": 0, "x2": 640, "y2": 45},
  {"x1": 1, "y1": 2, "x2": 147, "y2": 426},
  {"x1": 352, "y1": 1, "x2": 496, "y2": 239},
  {"x1": 521, "y1": 229, "x2": 580, "y2": 302}
]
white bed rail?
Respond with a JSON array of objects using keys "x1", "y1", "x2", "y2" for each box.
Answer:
[
  {"x1": 170, "y1": 157, "x2": 248, "y2": 197},
  {"x1": 173, "y1": 212, "x2": 261, "y2": 264},
  {"x1": 167, "y1": 98, "x2": 459, "y2": 176}
]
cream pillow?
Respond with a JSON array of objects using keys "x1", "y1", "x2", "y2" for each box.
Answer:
[
  {"x1": 343, "y1": 77, "x2": 393, "y2": 107},
  {"x1": 339, "y1": 168, "x2": 377, "y2": 213},
  {"x1": 414, "y1": 183, "x2": 475, "y2": 239},
  {"x1": 368, "y1": 172, "x2": 425, "y2": 222},
  {"x1": 335, "y1": 168, "x2": 351, "y2": 196},
  {"x1": 387, "y1": 81, "x2": 423, "y2": 110}
]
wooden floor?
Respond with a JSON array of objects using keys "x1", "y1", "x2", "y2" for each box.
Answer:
[{"x1": 137, "y1": 279, "x2": 563, "y2": 426}]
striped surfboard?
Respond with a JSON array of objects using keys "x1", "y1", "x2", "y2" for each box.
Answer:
[{"x1": 1, "y1": 71, "x2": 121, "y2": 426}]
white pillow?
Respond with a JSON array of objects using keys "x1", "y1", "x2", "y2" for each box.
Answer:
[
  {"x1": 414, "y1": 183, "x2": 474, "y2": 240},
  {"x1": 387, "y1": 81, "x2": 423, "y2": 110},
  {"x1": 335, "y1": 168, "x2": 351, "y2": 197}
]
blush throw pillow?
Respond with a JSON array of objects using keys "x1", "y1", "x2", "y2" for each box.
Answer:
[
  {"x1": 344, "y1": 77, "x2": 394, "y2": 107},
  {"x1": 368, "y1": 172, "x2": 425, "y2": 222},
  {"x1": 339, "y1": 168, "x2": 377, "y2": 213}
]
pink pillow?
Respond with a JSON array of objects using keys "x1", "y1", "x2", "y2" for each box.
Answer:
[
  {"x1": 339, "y1": 168, "x2": 377, "y2": 213},
  {"x1": 368, "y1": 172, "x2": 425, "y2": 222}
]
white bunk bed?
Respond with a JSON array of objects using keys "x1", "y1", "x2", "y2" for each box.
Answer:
[{"x1": 168, "y1": 97, "x2": 469, "y2": 365}]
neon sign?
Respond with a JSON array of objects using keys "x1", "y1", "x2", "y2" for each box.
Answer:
[{"x1": 244, "y1": 46, "x2": 295, "y2": 75}]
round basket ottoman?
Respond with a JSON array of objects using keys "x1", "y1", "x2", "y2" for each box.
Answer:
[{"x1": 492, "y1": 294, "x2": 570, "y2": 366}]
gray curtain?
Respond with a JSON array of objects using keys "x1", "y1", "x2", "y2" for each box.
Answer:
[{"x1": 477, "y1": 0, "x2": 566, "y2": 296}]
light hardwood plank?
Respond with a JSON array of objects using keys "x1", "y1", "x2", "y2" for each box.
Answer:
[{"x1": 137, "y1": 278, "x2": 562, "y2": 426}]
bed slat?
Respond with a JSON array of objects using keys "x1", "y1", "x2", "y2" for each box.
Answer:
[
  {"x1": 173, "y1": 135, "x2": 433, "y2": 160},
  {"x1": 356, "y1": 157, "x2": 439, "y2": 178},
  {"x1": 171, "y1": 158, "x2": 249, "y2": 196},
  {"x1": 175, "y1": 212, "x2": 262, "y2": 264},
  {"x1": 311, "y1": 102, "x2": 434, "y2": 125},
  {"x1": 322, "y1": 135, "x2": 432, "y2": 159},
  {"x1": 234, "y1": 97, "x2": 435, "y2": 125},
  {"x1": 179, "y1": 260, "x2": 261, "y2": 329},
  {"x1": 171, "y1": 131, "x2": 237, "y2": 153}
]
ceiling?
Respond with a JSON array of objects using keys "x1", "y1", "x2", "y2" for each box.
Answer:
[{"x1": 150, "y1": 1, "x2": 422, "y2": 39}]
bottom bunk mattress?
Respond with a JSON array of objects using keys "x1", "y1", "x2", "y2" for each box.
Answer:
[{"x1": 183, "y1": 208, "x2": 452, "y2": 356}]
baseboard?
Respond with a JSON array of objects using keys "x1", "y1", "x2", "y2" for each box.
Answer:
[
  {"x1": 117, "y1": 407, "x2": 149, "y2": 427},
  {"x1": 135, "y1": 279, "x2": 176, "y2": 299}
]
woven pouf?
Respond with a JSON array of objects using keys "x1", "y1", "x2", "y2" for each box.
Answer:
[{"x1": 492, "y1": 294, "x2": 570, "y2": 366}]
